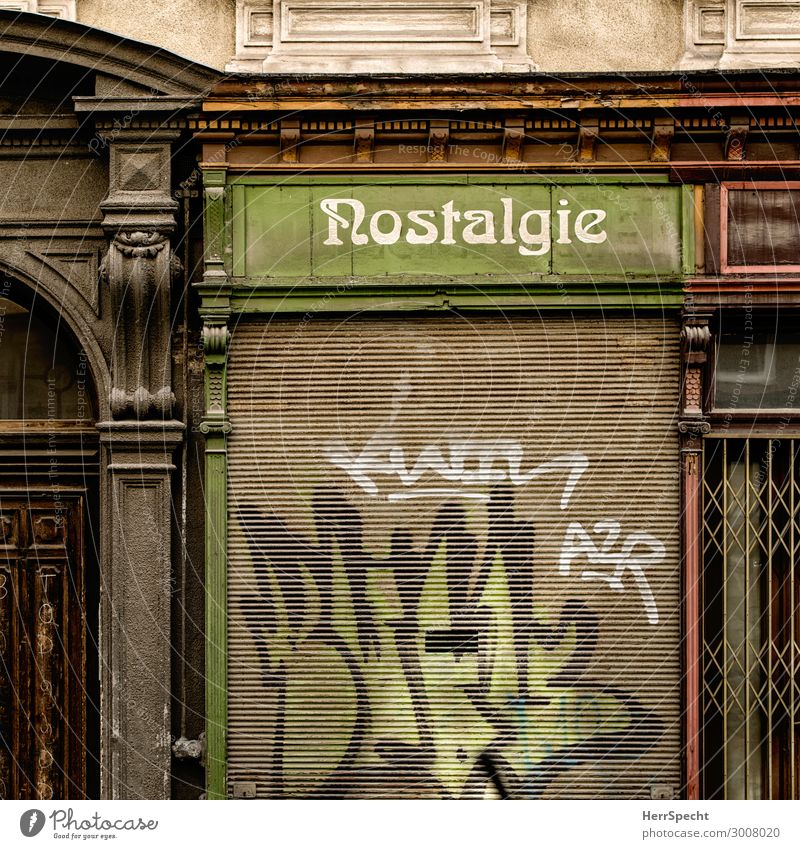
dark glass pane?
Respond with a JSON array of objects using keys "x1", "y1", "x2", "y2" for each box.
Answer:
[
  {"x1": 715, "y1": 321, "x2": 800, "y2": 410},
  {"x1": 0, "y1": 298, "x2": 92, "y2": 420}
]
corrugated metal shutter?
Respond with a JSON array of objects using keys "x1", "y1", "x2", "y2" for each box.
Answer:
[{"x1": 226, "y1": 314, "x2": 682, "y2": 799}]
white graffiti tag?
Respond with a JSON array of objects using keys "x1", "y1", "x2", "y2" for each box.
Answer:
[
  {"x1": 326, "y1": 373, "x2": 588, "y2": 507},
  {"x1": 558, "y1": 521, "x2": 664, "y2": 625},
  {"x1": 326, "y1": 437, "x2": 589, "y2": 508}
]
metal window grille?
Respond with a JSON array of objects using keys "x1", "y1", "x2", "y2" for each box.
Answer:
[{"x1": 702, "y1": 438, "x2": 800, "y2": 799}]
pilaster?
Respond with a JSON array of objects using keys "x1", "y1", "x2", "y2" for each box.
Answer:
[
  {"x1": 97, "y1": 421, "x2": 184, "y2": 799},
  {"x1": 96, "y1": 123, "x2": 185, "y2": 798},
  {"x1": 197, "y1": 167, "x2": 232, "y2": 801},
  {"x1": 679, "y1": 312, "x2": 712, "y2": 800}
]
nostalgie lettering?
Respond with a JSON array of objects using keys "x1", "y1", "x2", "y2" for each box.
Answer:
[{"x1": 320, "y1": 197, "x2": 608, "y2": 255}]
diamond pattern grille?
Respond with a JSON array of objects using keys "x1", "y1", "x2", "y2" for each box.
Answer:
[{"x1": 702, "y1": 439, "x2": 800, "y2": 800}]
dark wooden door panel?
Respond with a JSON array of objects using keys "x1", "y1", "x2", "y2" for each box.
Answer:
[{"x1": 0, "y1": 495, "x2": 86, "y2": 800}]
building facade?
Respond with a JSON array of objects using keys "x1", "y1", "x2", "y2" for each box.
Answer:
[{"x1": 0, "y1": 1, "x2": 799, "y2": 800}]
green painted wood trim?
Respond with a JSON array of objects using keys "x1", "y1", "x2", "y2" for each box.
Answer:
[
  {"x1": 229, "y1": 289, "x2": 684, "y2": 314},
  {"x1": 204, "y1": 436, "x2": 228, "y2": 800},
  {"x1": 231, "y1": 185, "x2": 246, "y2": 279},
  {"x1": 681, "y1": 184, "x2": 695, "y2": 276},
  {"x1": 198, "y1": 170, "x2": 233, "y2": 799},
  {"x1": 200, "y1": 322, "x2": 231, "y2": 800},
  {"x1": 203, "y1": 169, "x2": 228, "y2": 276},
  {"x1": 227, "y1": 273, "x2": 685, "y2": 289}
]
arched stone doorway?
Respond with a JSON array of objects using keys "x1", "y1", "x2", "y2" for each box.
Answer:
[{"x1": 0, "y1": 281, "x2": 100, "y2": 799}]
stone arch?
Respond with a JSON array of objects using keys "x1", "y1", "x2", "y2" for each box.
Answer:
[{"x1": 0, "y1": 252, "x2": 109, "y2": 420}]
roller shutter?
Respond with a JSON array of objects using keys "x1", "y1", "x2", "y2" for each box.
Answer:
[{"x1": 226, "y1": 314, "x2": 682, "y2": 799}]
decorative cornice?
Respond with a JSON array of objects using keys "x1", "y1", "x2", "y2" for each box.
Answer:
[
  {"x1": 192, "y1": 106, "x2": 800, "y2": 173},
  {"x1": 205, "y1": 72, "x2": 800, "y2": 109}
]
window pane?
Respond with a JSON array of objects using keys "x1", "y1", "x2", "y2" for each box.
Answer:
[{"x1": 714, "y1": 324, "x2": 800, "y2": 410}]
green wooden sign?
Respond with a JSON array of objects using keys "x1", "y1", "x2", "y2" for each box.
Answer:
[{"x1": 229, "y1": 176, "x2": 691, "y2": 282}]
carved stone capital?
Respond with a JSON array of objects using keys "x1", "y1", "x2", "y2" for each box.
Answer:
[
  {"x1": 198, "y1": 419, "x2": 233, "y2": 436},
  {"x1": 203, "y1": 324, "x2": 231, "y2": 357},
  {"x1": 110, "y1": 386, "x2": 175, "y2": 421},
  {"x1": 113, "y1": 230, "x2": 168, "y2": 257}
]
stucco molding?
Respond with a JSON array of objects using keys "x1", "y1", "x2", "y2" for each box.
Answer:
[
  {"x1": 227, "y1": 0, "x2": 534, "y2": 73},
  {"x1": 0, "y1": 1, "x2": 75, "y2": 19},
  {"x1": 682, "y1": 0, "x2": 800, "y2": 68}
]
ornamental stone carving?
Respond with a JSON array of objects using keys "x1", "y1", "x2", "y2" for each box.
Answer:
[
  {"x1": 97, "y1": 131, "x2": 181, "y2": 422},
  {"x1": 101, "y1": 230, "x2": 182, "y2": 420},
  {"x1": 680, "y1": 316, "x2": 713, "y2": 438}
]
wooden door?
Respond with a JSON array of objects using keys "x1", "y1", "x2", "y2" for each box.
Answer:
[{"x1": 0, "y1": 494, "x2": 88, "y2": 800}]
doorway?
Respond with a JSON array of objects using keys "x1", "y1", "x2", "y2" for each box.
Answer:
[{"x1": 0, "y1": 288, "x2": 100, "y2": 799}]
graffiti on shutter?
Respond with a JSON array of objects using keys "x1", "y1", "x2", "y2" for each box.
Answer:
[{"x1": 227, "y1": 316, "x2": 681, "y2": 798}]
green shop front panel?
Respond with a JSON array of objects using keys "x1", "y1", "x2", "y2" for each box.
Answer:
[
  {"x1": 225, "y1": 314, "x2": 682, "y2": 799},
  {"x1": 229, "y1": 176, "x2": 691, "y2": 283}
]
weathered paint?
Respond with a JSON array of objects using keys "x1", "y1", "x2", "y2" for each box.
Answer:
[{"x1": 228, "y1": 176, "x2": 691, "y2": 285}]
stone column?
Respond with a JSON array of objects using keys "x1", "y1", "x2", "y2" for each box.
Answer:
[{"x1": 96, "y1": 127, "x2": 184, "y2": 799}]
